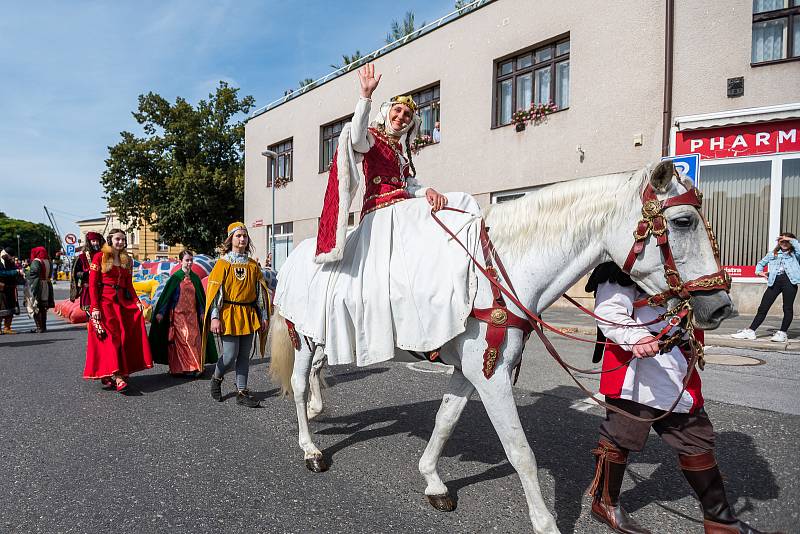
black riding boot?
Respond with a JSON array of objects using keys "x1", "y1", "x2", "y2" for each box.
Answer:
[
  {"x1": 680, "y1": 452, "x2": 783, "y2": 534},
  {"x1": 588, "y1": 440, "x2": 651, "y2": 534}
]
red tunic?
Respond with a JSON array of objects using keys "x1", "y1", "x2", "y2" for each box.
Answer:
[
  {"x1": 316, "y1": 127, "x2": 413, "y2": 258},
  {"x1": 600, "y1": 330, "x2": 705, "y2": 412},
  {"x1": 360, "y1": 128, "x2": 412, "y2": 217},
  {"x1": 82, "y1": 254, "x2": 153, "y2": 379}
]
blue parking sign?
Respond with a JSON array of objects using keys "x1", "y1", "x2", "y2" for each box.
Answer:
[
  {"x1": 662, "y1": 153, "x2": 700, "y2": 184},
  {"x1": 66, "y1": 244, "x2": 76, "y2": 257}
]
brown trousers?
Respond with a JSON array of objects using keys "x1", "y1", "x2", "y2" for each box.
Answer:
[{"x1": 599, "y1": 397, "x2": 715, "y2": 455}]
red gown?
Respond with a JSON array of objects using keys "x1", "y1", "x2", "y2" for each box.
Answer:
[{"x1": 82, "y1": 253, "x2": 153, "y2": 379}]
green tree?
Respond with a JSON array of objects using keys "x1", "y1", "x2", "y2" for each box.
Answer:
[
  {"x1": 385, "y1": 11, "x2": 425, "y2": 44},
  {"x1": 0, "y1": 212, "x2": 60, "y2": 260},
  {"x1": 330, "y1": 51, "x2": 364, "y2": 71},
  {"x1": 299, "y1": 78, "x2": 314, "y2": 87},
  {"x1": 454, "y1": 0, "x2": 471, "y2": 14},
  {"x1": 100, "y1": 82, "x2": 255, "y2": 254}
]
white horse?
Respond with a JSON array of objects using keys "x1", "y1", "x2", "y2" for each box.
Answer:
[{"x1": 268, "y1": 161, "x2": 733, "y2": 533}]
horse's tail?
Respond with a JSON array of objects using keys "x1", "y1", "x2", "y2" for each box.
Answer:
[{"x1": 268, "y1": 312, "x2": 295, "y2": 397}]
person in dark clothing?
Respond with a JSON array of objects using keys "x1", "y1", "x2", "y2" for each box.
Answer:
[{"x1": 0, "y1": 247, "x2": 22, "y2": 334}]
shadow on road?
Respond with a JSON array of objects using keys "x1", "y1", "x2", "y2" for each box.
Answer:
[
  {"x1": 313, "y1": 384, "x2": 780, "y2": 533},
  {"x1": 0, "y1": 337, "x2": 71, "y2": 349}
]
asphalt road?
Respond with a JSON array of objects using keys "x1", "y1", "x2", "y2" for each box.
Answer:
[{"x1": 1, "y1": 291, "x2": 797, "y2": 533}]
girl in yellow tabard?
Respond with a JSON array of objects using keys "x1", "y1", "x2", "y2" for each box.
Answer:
[{"x1": 203, "y1": 222, "x2": 270, "y2": 407}]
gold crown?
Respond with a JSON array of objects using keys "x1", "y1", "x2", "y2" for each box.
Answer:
[{"x1": 391, "y1": 95, "x2": 417, "y2": 112}]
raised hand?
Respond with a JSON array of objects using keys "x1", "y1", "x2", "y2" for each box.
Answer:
[{"x1": 357, "y1": 63, "x2": 382, "y2": 99}]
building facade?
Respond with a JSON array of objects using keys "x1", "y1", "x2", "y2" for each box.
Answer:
[
  {"x1": 76, "y1": 212, "x2": 184, "y2": 261},
  {"x1": 244, "y1": 0, "x2": 800, "y2": 313}
]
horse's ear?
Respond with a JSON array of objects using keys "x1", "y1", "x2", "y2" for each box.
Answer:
[{"x1": 649, "y1": 160, "x2": 675, "y2": 193}]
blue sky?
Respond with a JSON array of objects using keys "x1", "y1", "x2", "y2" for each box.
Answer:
[{"x1": 0, "y1": 0, "x2": 454, "y2": 239}]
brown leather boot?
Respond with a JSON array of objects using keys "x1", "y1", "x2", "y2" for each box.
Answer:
[
  {"x1": 679, "y1": 452, "x2": 784, "y2": 534},
  {"x1": 587, "y1": 440, "x2": 651, "y2": 534}
]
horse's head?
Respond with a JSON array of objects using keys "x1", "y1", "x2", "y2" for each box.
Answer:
[{"x1": 607, "y1": 160, "x2": 733, "y2": 329}]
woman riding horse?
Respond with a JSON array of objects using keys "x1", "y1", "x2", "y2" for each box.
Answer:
[{"x1": 275, "y1": 63, "x2": 483, "y2": 367}]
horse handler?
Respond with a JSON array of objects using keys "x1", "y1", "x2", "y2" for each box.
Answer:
[{"x1": 585, "y1": 262, "x2": 779, "y2": 534}]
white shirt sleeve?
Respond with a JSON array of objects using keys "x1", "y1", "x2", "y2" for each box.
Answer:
[
  {"x1": 405, "y1": 176, "x2": 430, "y2": 198},
  {"x1": 350, "y1": 97, "x2": 374, "y2": 154},
  {"x1": 595, "y1": 282, "x2": 652, "y2": 347}
]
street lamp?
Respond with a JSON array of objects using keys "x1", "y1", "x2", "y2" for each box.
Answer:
[
  {"x1": 261, "y1": 149, "x2": 279, "y2": 266},
  {"x1": 16, "y1": 234, "x2": 20, "y2": 259}
]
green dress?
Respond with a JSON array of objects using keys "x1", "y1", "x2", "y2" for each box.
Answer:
[{"x1": 148, "y1": 269, "x2": 218, "y2": 366}]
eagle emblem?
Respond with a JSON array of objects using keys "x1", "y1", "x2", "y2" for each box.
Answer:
[{"x1": 234, "y1": 266, "x2": 247, "y2": 281}]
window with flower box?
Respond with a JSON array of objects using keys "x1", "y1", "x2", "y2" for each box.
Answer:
[
  {"x1": 267, "y1": 138, "x2": 293, "y2": 187},
  {"x1": 320, "y1": 115, "x2": 353, "y2": 173},
  {"x1": 752, "y1": 0, "x2": 800, "y2": 64},
  {"x1": 493, "y1": 35, "x2": 569, "y2": 127}
]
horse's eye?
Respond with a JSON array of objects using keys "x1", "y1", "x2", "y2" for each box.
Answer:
[{"x1": 673, "y1": 217, "x2": 692, "y2": 228}]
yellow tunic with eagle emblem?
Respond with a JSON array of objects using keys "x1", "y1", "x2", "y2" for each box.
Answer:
[{"x1": 201, "y1": 257, "x2": 271, "y2": 358}]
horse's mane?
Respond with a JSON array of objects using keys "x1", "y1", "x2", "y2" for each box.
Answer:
[{"x1": 484, "y1": 169, "x2": 648, "y2": 260}]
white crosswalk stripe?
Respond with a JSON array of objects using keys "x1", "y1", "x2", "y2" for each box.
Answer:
[{"x1": 2, "y1": 312, "x2": 81, "y2": 334}]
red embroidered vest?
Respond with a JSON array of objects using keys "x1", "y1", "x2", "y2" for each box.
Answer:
[{"x1": 360, "y1": 128, "x2": 412, "y2": 217}]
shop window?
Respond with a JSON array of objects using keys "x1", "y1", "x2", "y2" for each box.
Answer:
[
  {"x1": 410, "y1": 84, "x2": 440, "y2": 140},
  {"x1": 493, "y1": 35, "x2": 569, "y2": 127},
  {"x1": 751, "y1": 0, "x2": 800, "y2": 64},
  {"x1": 320, "y1": 115, "x2": 353, "y2": 172},
  {"x1": 781, "y1": 158, "x2": 800, "y2": 232},
  {"x1": 700, "y1": 161, "x2": 772, "y2": 266},
  {"x1": 268, "y1": 222, "x2": 294, "y2": 271},
  {"x1": 267, "y1": 138, "x2": 293, "y2": 186}
]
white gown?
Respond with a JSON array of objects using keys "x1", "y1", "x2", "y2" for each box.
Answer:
[{"x1": 274, "y1": 100, "x2": 482, "y2": 366}]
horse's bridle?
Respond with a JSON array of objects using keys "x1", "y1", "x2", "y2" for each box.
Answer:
[{"x1": 621, "y1": 175, "x2": 731, "y2": 311}]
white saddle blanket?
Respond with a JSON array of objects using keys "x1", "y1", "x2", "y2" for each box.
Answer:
[{"x1": 274, "y1": 192, "x2": 482, "y2": 366}]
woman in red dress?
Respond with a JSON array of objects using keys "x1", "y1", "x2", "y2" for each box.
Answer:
[{"x1": 82, "y1": 229, "x2": 153, "y2": 392}]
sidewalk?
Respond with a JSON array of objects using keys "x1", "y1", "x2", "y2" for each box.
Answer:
[{"x1": 542, "y1": 304, "x2": 800, "y2": 353}]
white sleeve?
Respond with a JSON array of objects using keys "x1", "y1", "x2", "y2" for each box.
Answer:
[
  {"x1": 595, "y1": 282, "x2": 652, "y2": 346},
  {"x1": 405, "y1": 176, "x2": 430, "y2": 198},
  {"x1": 350, "y1": 97, "x2": 374, "y2": 154}
]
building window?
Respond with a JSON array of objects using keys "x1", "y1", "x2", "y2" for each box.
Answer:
[
  {"x1": 752, "y1": 0, "x2": 800, "y2": 64},
  {"x1": 268, "y1": 222, "x2": 294, "y2": 271},
  {"x1": 699, "y1": 161, "x2": 772, "y2": 267},
  {"x1": 781, "y1": 158, "x2": 800, "y2": 232},
  {"x1": 320, "y1": 115, "x2": 353, "y2": 173},
  {"x1": 157, "y1": 242, "x2": 169, "y2": 252},
  {"x1": 494, "y1": 36, "x2": 569, "y2": 127},
  {"x1": 491, "y1": 185, "x2": 542, "y2": 204},
  {"x1": 411, "y1": 84, "x2": 440, "y2": 139},
  {"x1": 267, "y1": 138, "x2": 293, "y2": 186}
]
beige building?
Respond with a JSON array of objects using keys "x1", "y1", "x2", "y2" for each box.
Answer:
[
  {"x1": 244, "y1": 0, "x2": 800, "y2": 313},
  {"x1": 76, "y1": 212, "x2": 184, "y2": 261}
]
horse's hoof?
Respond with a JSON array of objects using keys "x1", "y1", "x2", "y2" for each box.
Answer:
[
  {"x1": 305, "y1": 455, "x2": 329, "y2": 473},
  {"x1": 427, "y1": 494, "x2": 457, "y2": 512}
]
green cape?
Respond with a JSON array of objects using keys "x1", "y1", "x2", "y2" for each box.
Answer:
[{"x1": 148, "y1": 269, "x2": 218, "y2": 366}]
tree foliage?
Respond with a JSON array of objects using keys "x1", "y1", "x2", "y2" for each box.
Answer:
[
  {"x1": 454, "y1": 0, "x2": 471, "y2": 13},
  {"x1": 386, "y1": 12, "x2": 425, "y2": 44},
  {"x1": 330, "y1": 51, "x2": 364, "y2": 71},
  {"x1": 100, "y1": 82, "x2": 255, "y2": 254},
  {"x1": 0, "y1": 212, "x2": 60, "y2": 260},
  {"x1": 299, "y1": 78, "x2": 314, "y2": 87}
]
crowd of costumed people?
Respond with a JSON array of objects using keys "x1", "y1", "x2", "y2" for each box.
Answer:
[{"x1": 54, "y1": 250, "x2": 277, "y2": 324}]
